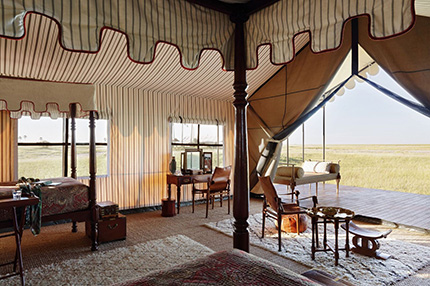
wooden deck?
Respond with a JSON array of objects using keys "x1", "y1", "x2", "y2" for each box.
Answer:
[{"x1": 274, "y1": 183, "x2": 430, "y2": 233}]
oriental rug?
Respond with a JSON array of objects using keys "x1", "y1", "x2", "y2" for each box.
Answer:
[
  {"x1": 0, "y1": 235, "x2": 214, "y2": 286},
  {"x1": 205, "y1": 213, "x2": 430, "y2": 286}
]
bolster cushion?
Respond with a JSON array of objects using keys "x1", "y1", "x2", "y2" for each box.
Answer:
[{"x1": 276, "y1": 166, "x2": 304, "y2": 179}]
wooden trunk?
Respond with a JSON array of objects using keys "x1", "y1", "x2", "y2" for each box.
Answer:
[
  {"x1": 86, "y1": 214, "x2": 126, "y2": 243},
  {"x1": 275, "y1": 214, "x2": 308, "y2": 233}
]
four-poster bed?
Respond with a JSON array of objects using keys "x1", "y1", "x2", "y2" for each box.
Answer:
[
  {"x1": 0, "y1": 77, "x2": 99, "y2": 251},
  {"x1": 0, "y1": 0, "x2": 419, "y2": 254}
]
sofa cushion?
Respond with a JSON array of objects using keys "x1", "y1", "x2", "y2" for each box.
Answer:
[
  {"x1": 314, "y1": 162, "x2": 331, "y2": 174},
  {"x1": 302, "y1": 161, "x2": 319, "y2": 173}
]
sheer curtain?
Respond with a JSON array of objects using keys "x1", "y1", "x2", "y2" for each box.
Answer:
[{"x1": 0, "y1": 111, "x2": 17, "y2": 182}]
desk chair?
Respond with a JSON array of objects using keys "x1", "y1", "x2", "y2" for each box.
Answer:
[{"x1": 192, "y1": 166, "x2": 231, "y2": 218}]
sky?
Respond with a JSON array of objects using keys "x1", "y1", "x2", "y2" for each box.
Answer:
[
  {"x1": 288, "y1": 68, "x2": 430, "y2": 145},
  {"x1": 18, "y1": 117, "x2": 108, "y2": 143}
]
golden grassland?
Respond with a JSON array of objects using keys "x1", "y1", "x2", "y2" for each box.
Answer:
[
  {"x1": 18, "y1": 144, "x2": 429, "y2": 195},
  {"x1": 18, "y1": 146, "x2": 107, "y2": 179},
  {"x1": 280, "y1": 144, "x2": 430, "y2": 195}
]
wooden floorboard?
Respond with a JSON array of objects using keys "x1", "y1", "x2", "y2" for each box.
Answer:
[{"x1": 275, "y1": 183, "x2": 430, "y2": 232}]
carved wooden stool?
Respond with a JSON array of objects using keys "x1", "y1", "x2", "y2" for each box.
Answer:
[{"x1": 341, "y1": 222, "x2": 392, "y2": 260}]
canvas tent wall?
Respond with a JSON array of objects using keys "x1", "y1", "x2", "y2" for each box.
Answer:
[
  {"x1": 0, "y1": 0, "x2": 417, "y2": 251},
  {"x1": 248, "y1": 13, "x2": 430, "y2": 190}
]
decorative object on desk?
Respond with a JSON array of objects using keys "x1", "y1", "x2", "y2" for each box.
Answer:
[
  {"x1": 169, "y1": 156, "x2": 177, "y2": 174},
  {"x1": 206, "y1": 213, "x2": 430, "y2": 286},
  {"x1": 181, "y1": 149, "x2": 202, "y2": 175},
  {"x1": 202, "y1": 152, "x2": 212, "y2": 174}
]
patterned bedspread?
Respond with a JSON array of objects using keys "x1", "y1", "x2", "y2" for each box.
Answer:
[
  {"x1": 0, "y1": 177, "x2": 89, "y2": 222},
  {"x1": 113, "y1": 249, "x2": 319, "y2": 286}
]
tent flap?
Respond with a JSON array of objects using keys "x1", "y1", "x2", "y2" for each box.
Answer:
[{"x1": 358, "y1": 16, "x2": 430, "y2": 109}]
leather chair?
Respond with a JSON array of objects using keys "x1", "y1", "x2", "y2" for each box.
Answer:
[
  {"x1": 192, "y1": 166, "x2": 232, "y2": 218},
  {"x1": 259, "y1": 176, "x2": 318, "y2": 251}
]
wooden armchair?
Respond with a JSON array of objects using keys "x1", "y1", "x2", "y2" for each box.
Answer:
[
  {"x1": 192, "y1": 166, "x2": 232, "y2": 218},
  {"x1": 259, "y1": 176, "x2": 318, "y2": 251}
]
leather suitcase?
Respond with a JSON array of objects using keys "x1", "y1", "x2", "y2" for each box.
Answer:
[
  {"x1": 97, "y1": 201, "x2": 119, "y2": 219},
  {"x1": 86, "y1": 214, "x2": 126, "y2": 243}
]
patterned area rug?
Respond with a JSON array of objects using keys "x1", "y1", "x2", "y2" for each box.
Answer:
[
  {"x1": 205, "y1": 213, "x2": 430, "y2": 286},
  {"x1": 0, "y1": 235, "x2": 214, "y2": 286}
]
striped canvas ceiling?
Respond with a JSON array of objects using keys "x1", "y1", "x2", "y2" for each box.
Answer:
[
  {"x1": 0, "y1": 12, "x2": 290, "y2": 102},
  {"x1": 0, "y1": 0, "x2": 420, "y2": 103}
]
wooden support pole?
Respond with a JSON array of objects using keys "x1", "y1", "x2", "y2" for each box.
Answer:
[
  {"x1": 231, "y1": 12, "x2": 249, "y2": 252},
  {"x1": 70, "y1": 104, "x2": 77, "y2": 179},
  {"x1": 63, "y1": 118, "x2": 69, "y2": 177},
  {"x1": 351, "y1": 18, "x2": 359, "y2": 76},
  {"x1": 89, "y1": 111, "x2": 98, "y2": 251}
]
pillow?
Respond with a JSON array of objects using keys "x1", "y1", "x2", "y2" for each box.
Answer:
[
  {"x1": 314, "y1": 162, "x2": 331, "y2": 174},
  {"x1": 276, "y1": 166, "x2": 304, "y2": 178},
  {"x1": 302, "y1": 161, "x2": 319, "y2": 173}
]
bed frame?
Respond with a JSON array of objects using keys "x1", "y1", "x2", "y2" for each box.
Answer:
[{"x1": 0, "y1": 104, "x2": 99, "y2": 251}]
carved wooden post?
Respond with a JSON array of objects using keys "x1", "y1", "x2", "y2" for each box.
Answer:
[
  {"x1": 89, "y1": 111, "x2": 98, "y2": 251},
  {"x1": 63, "y1": 118, "x2": 69, "y2": 177},
  {"x1": 70, "y1": 104, "x2": 78, "y2": 233},
  {"x1": 70, "y1": 104, "x2": 77, "y2": 179},
  {"x1": 231, "y1": 12, "x2": 250, "y2": 252}
]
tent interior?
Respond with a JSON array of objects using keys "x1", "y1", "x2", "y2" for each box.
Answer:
[{"x1": 0, "y1": 0, "x2": 429, "y2": 284}]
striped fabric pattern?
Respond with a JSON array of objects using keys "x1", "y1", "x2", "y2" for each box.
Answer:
[
  {"x1": 0, "y1": 0, "x2": 234, "y2": 70},
  {"x1": 80, "y1": 86, "x2": 235, "y2": 209},
  {"x1": 0, "y1": 0, "x2": 414, "y2": 70},
  {"x1": 245, "y1": 0, "x2": 414, "y2": 68},
  {"x1": 0, "y1": 13, "x2": 280, "y2": 103}
]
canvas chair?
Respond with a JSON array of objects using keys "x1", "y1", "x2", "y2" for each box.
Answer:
[
  {"x1": 259, "y1": 176, "x2": 318, "y2": 251},
  {"x1": 192, "y1": 166, "x2": 232, "y2": 218}
]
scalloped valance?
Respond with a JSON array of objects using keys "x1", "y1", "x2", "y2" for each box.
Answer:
[
  {"x1": 0, "y1": 0, "x2": 415, "y2": 70},
  {"x1": 0, "y1": 77, "x2": 96, "y2": 119}
]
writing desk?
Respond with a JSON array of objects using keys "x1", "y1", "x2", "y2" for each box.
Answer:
[
  {"x1": 0, "y1": 196, "x2": 39, "y2": 286},
  {"x1": 166, "y1": 174, "x2": 211, "y2": 214}
]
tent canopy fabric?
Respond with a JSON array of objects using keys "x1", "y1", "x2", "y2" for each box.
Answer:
[
  {"x1": 247, "y1": 13, "x2": 430, "y2": 190},
  {"x1": 358, "y1": 15, "x2": 430, "y2": 109},
  {"x1": 0, "y1": 0, "x2": 414, "y2": 70},
  {"x1": 0, "y1": 76, "x2": 96, "y2": 118}
]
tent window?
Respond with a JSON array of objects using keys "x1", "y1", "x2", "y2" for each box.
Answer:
[
  {"x1": 17, "y1": 116, "x2": 109, "y2": 179},
  {"x1": 171, "y1": 123, "x2": 224, "y2": 170}
]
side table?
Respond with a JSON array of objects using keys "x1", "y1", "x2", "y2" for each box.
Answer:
[
  {"x1": 308, "y1": 206, "x2": 355, "y2": 266},
  {"x1": 0, "y1": 196, "x2": 39, "y2": 286}
]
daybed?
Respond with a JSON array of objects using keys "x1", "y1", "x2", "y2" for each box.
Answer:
[{"x1": 274, "y1": 160, "x2": 341, "y2": 196}]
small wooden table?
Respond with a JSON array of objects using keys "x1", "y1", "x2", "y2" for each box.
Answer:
[
  {"x1": 0, "y1": 196, "x2": 39, "y2": 286},
  {"x1": 308, "y1": 206, "x2": 354, "y2": 266},
  {"x1": 166, "y1": 174, "x2": 211, "y2": 215}
]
